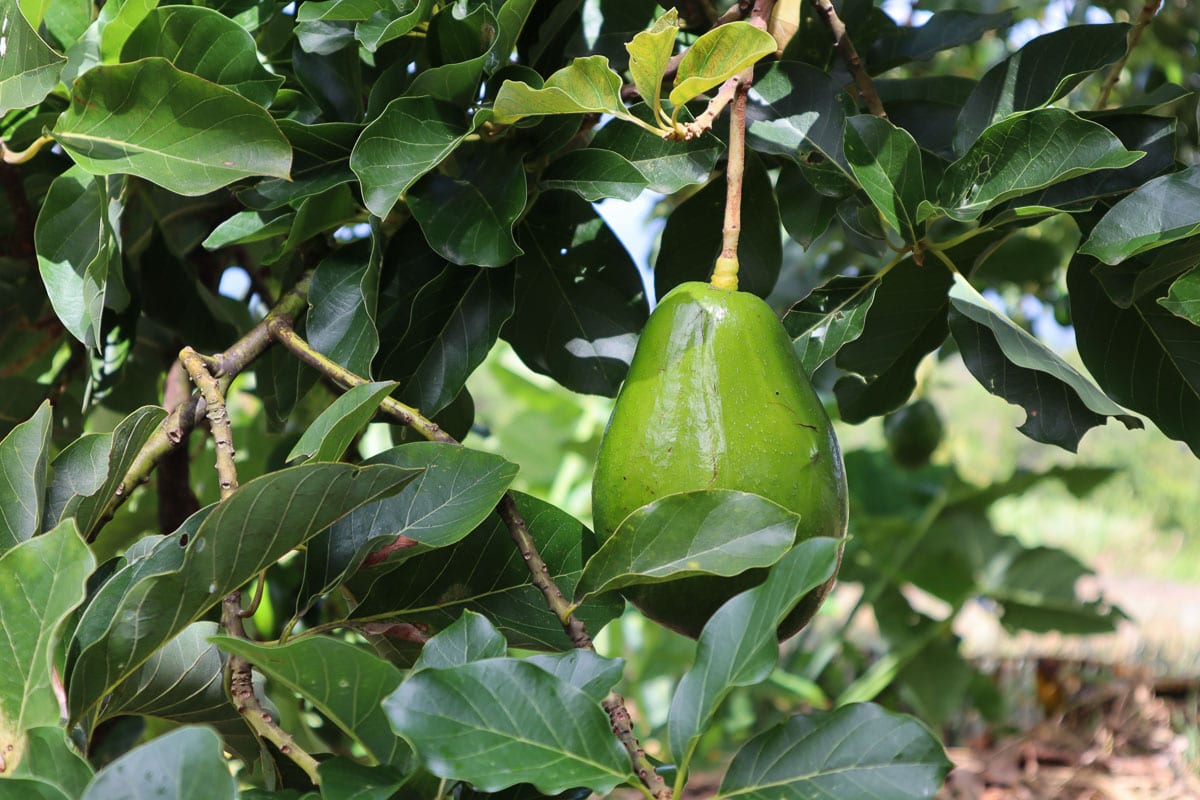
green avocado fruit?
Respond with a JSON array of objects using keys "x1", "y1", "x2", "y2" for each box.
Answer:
[
  {"x1": 591, "y1": 281, "x2": 848, "y2": 639},
  {"x1": 883, "y1": 399, "x2": 944, "y2": 469}
]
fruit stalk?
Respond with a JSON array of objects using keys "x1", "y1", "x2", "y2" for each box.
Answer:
[{"x1": 711, "y1": 68, "x2": 752, "y2": 291}]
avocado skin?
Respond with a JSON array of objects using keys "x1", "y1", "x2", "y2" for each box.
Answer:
[{"x1": 592, "y1": 281, "x2": 848, "y2": 639}]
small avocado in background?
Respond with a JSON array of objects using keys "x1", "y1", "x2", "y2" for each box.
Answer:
[
  {"x1": 591, "y1": 281, "x2": 848, "y2": 640},
  {"x1": 883, "y1": 399, "x2": 945, "y2": 469}
]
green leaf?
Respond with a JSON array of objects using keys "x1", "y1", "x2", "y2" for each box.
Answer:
[
  {"x1": 523, "y1": 650, "x2": 624, "y2": 704},
  {"x1": 301, "y1": 442, "x2": 517, "y2": 605},
  {"x1": 66, "y1": 462, "x2": 417, "y2": 719},
  {"x1": 867, "y1": 9, "x2": 1013, "y2": 73},
  {"x1": 492, "y1": 55, "x2": 633, "y2": 125},
  {"x1": 287, "y1": 381, "x2": 399, "y2": 464},
  {"x1": 0, "y1": 779, "x2": 70, "y2": 800},
  {"x1": 505, "y1": 192, "x2": 648, "y2": 397},
  {"x1": 355, "y1": 0, "x2": 432, "y2": 51},
  {"x1": 1069, "y1": 256, "x2": 1200, "y2": 456},
  {"x1": 1093, "y1": 234, "x2": 1200, "y2": 309},
  {"x1": 52, "y1": 59, "x2": 291, "y2": 195},
  {"x1": 947, "y1": 273, "x2": 1141, "y2": 450},
  {"x1": 34, "y1": 166, "x2": 122, "y2": 350},
  {"x1": 783, "y1": 276, "x2": 879, "y2": 376},
  {"x1": 1160, "y1": 268, "x2": 1200, "y2": 325},
  {"x1": 383, "y1": 659, "x2": 633, "y2": 794},
  {"x1": 717, "y1": 704, "x2": 950, "y2": 800},
  {"x1": 844, "y1": 116, "x2": 925, "y2": 243},
  {"x1": 539, "y1": 149, "x2": 649, "y2": 202},
  {"x1": 953, "y1": 23, "x2": 1130, "y2": 155},
  {"x1": 307, "y1": 237, "x2": 383, "y2": 379},
  {"x1": 668, "y1": 538, "x2": 840, "y2": 766},
  {"x1": 201, "y1": 210, "x2": 294, "y2": 249},
  {"x1": 591, "y1": 104, "x2": 722, "y2": 194},
  {"x1": 405, "y1": 2, "x2": 498, "y2": 106},
  {"x1": 624, "y1": 8, "x2": 679, "y2": 122},
  {"x1": 776, "y1": 162, "x2": 837, "y2": 247},
  {"x1": 986, "y1": 546, "x2": 1123, "y2": 634},
  {"x1": 350, "y1": 492, "x2": 623, "y2": 650},
  {"x1": 0, "y1": 1, "x2": 66, "y2": 115},
  {"x1": 0, "y1": 402, "x2": 52, "y2": 555},
  {"x1": 746, "y1": 62, "x2": 851, "y2": 177},
  {"x1": 938, "y1": 108, "x2": 1142, "y2": 221},
  {"x1": 120, "y1": 6, "x2": 283, "y2": 106},
  {"x1": 1079, "y1": 166, "x2": 1200, "y2": 264},
  {"x1": 0, "y1": 520, "x2": 94, "y2": 773},
  {"x1": 319, "y1": 759, "x2": 406, "y2": 800},
  {"x1": 213, "y1": 636, "x2": 409, "y2": 767},
  {"x1": 485, "y1": 0, "x2": 537, "y2": 74},
  {"x1": 240, "y1": 120, "x2": 360, "y2": 210},
  {"x1": 412, "y1": 610, "x2": 508, "y2": 671},
  {"x1": 577, "y1": 490, "x2": 801, "y2": 600},
  {"x1": 654, "y1": 151, "x2": 781, "y2": 298},
  {"x1": 7, "y1": 728, "x2": 93, "y2": 797},
  {"x1": 80, "y1": 726, "x2": 236, "y2": 800},
  {"x1": 407, "y1": 143, "x2": 527, "y2": 267},
  {"x1": 350, "y1": 95, "x2": 472, "y2": 218},
  {"x1": 669, "y1": 22, "x2": 776, "y2": 108}
]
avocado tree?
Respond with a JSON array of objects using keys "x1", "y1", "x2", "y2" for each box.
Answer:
[{"x1": 1, "y1": 0, "x2": 1197, "y2": 797}]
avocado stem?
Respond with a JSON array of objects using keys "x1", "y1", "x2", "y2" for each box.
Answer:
[{"x1": 711, "y1": 67, "x2": 752, "y2": 292}]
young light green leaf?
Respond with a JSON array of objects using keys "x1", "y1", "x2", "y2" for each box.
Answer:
[
  {"x1": 34, "y1": 166, "x2": 122, "y2": 350},
  {"x1": 0, "y1": 520, "x2": 93, "y2": 774},
  {"x1": 120, "y1": 6, "x2": 284, "y2": 106},
  {"x1": 80, "y1": 727, "x2": 236, "y2": 800},
  {"x1": 0, "y1": 1, "x2": 66, "y2": 115},
  {"x1": 576, "y1": 490, "x2": 801, "y2": 601},
  {"x1": 384, "y1": 659, "x2": 633, "y2": 794},
  {"x1": 844, "y1": 115, "x2": 926, "y2": 243},
  {"x1": 1159, "y1": 268, "x2": 1200, "y2": 326},
  {"x1": 52, "y1": 59, "x2": 291, "y2": 196},
  {"x1": 539, "y1": 149, "x2": 649, "y2": 202},
  {"x1": 1079, "y1": 167, "x2": 1200, "y2": 264},
  {"x1": 412, "y1": 610, "x2": 508, "y2": 671},
  {"x1": 625, "y1": 8, "x2": 680, "y2": 123},
  {"x1": 0, "y1": 402, "x2": 52, "y2": 555},
  {"x1": 939, "y1": 108, "x2": 1142, "y2": 220},
  {"x1": 669, "y1": 21, "x2": 776, "y2": 108},
  {"x1": 66, "y1": 463, "x2": 418, "y2": 719},
  {"x1": 213, "y1": 636, "x2": 409, "y2": 767},
  {"x1": 350, "y1": 95, "x2": 472, "y2": 218},
  {"x1": 717, "y1": 704, "x2": 950, "y2": 800},
  {"x1": 783, "y1": 276, "x2": 880, "y2": 376},
  {"x1": 948, "y1": 273, "x2": 1140, "y2": 450},
  {"x1": 668, "y1": 538, "x2": 840, "y2": 766},
  {"x1": 492, "y1": 56, "x2": 633, "y2": 125},
  {"x1": 287, "y1": 381, "x2": 398, "y2": 464}
]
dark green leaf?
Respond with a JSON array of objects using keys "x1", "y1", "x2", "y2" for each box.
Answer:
[
  {"x1": 53, "y1": 59, "x2": 291, "y2": 195},
  {"x1": 1094, "y1": 236, "x2": 1200, "y2": 309},
  {"x1": 0, "y1": 2, "x2": 66, "y2": 114},
  {"x1": 844, "y1": 115, "x2": 925, "y2": 243},
  {"x1": 34, "y1": 166, "x2": 122, "y2": 350},
  {"x1": 867, "y1": 10, "x2": 1013, "y2": 73},
  {"x1": 505, "y1": 192, "x2": 648, "y2": 396},
  {"x1": 947, "y1": 273, "x2": 1140, "y2": 450},
  {"x1": 80, "y1": 726, "x2": 236, "y2": 800},
  {"x1": 356, "y1": 0, "x2": 432, "y2": 52},
  {"x1": 783, "y1": 276, "x2": 879, "y2": 376},
  {"x1": 67, "y1": 463, "x2": 417, "y2": 719},
  {"x1": 350, "y1": 492, "x2": 623, "y2": 650},
  {"x1": 307, "y1": 236, "x2": 383, "y2": 379},
  {"x1": 1080, "y1": 166, "x2": 1200, "y2": 264},
  {"x1": 1160, "y1": 268, "x2": 1200, "y2": 325},
  {"x1": 287, "y1": 381, "x2": 398, "y2": 464},
  {"x1": 654, "y1": 151, "x2": 780, "y2": 298},
  {"x1": 7, "y1": 728, "x2": 93, "y2": 797},
  {"x1": 938, "y1": 108, "x2": 1141, "y2": 221},
  {"x1": 240, "y1": 120, "x2": 360, "y2": 210},
  {"x1": 406, "y1": 2, "x2": 497, "y2": 106},
  {"x1": 953, "y1": 23, "x2": 1130, "y2": 155},
  {"x1": 319, "y1": 759, "x2": 405, "y2": 800},
  {"x1": 669, "y1": 22, "x2": 776, "y2": 107},
  {"x1": 540, "y1": 149, "x2": 649, "y2": 202},
  {"x1": 746, "y1": 61, "x2": 851, "y2": 177},
  {"x1": 384, "y1": 659, "x2": 632, "y2": 794},
  {"x1": 0, "y1": 520, "x2": 93, "y2": 771},
  {"x1": 523, "y1": 650, "x2": 624, "y2": 704},
  {"x1": 591, "y1": 104, "x2": 722, "y2": 194},
  {"x1": 717, "y1": 704, "x2": 950, "y2": 800},
  {"x1": 213, "y1": 636, "x2": 409, "y2": 767},
  {"x1": 668, "y1": 538, "x2": 840, "y2": 765},
  {"x1": 0, "y1": 402, "x2": 52, "y2": 555},
  {"x1": 350, "y1": 96, "x2": 472, "y2": 218},
  {"x1": 577, "y1": 490, "x2": 801, "y2": 600},
  {"x1": 987, "y1": 546, "x2": 1123, "y2": 634},
  {"x1": 201, "y1": 210, "x2": 294, "y2": 249},
  {"x1": 121, "y1": 6, "x2": 283, "y2": 106},
  {"x1": 1069, "y1": 256, "x2": 1200, "y2": 456},
  {"x1": 412, "y1": 610, "x2": 508, "y2": 671}
]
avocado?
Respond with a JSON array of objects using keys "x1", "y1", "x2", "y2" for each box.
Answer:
[
  {"x1": 591, "y1": 281, "x2": 848, "y2": 639},
  {"x1": 883, "y1": 399, "x2": 944, "y2": 469}
]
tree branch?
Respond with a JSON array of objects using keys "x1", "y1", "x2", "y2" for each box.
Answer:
[
  {"x1": 1095, "y1": 0, "x2": 1162, "y2": 110},
  {"x1": 808, "y1": 0, "x2": 887, "y2": 117},
  {"x1": 711, "y1": 68, "x2": 752, "y2": 292}
]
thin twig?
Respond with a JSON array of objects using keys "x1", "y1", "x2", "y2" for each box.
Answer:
[
  {"x1": 1095, "y1": 0, "x2": 1162, "y2": 110},
  {"x1": 808, "y1": 0, "x2": 887, "y2": 117},
  {"x1": 679, "y1": 73, "x2": 743, "y2": 140},
  {"x1": 268, "y1": 319, "x2": 672, "y2": 800}
]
